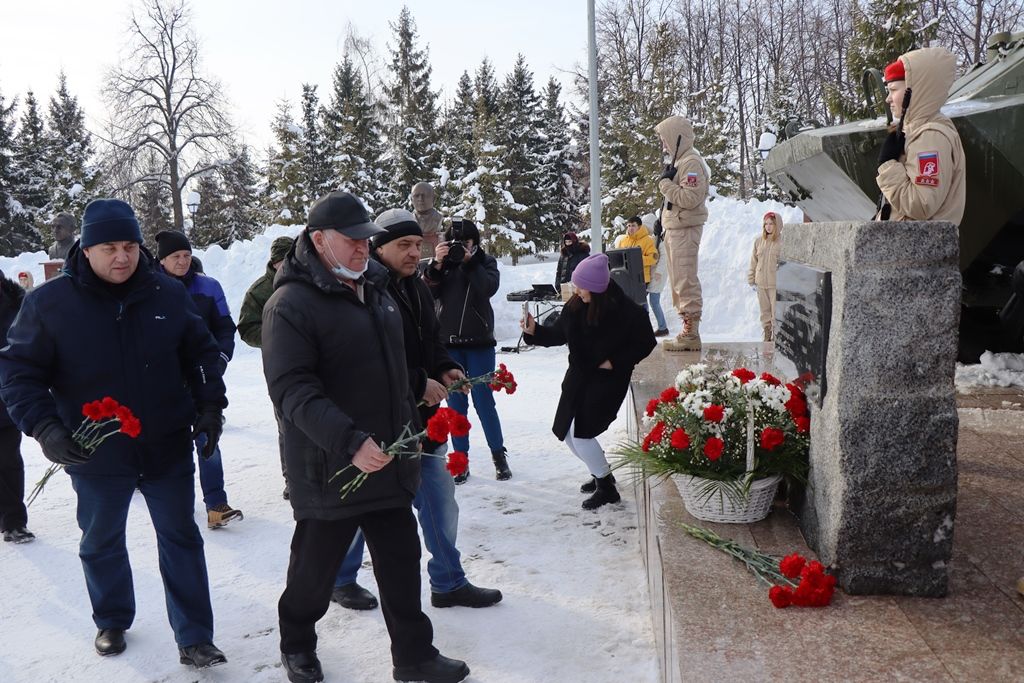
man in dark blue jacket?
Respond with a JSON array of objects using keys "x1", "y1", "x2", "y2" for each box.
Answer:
[
  {"x1": 156, "y1": 230, "x2": 243, "y2": 530},
  {"x1": 0, "y1": 199, "x2": 229, "y2": 668}
]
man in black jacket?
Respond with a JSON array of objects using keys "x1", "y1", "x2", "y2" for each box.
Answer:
[
  {"x1": 0, "y1": 271, "x2": 33, "y2": 544},
  {"x1": 262, "y1": 192, "x2": 469, "y2": 683},
  {"x1": 0, "y1": 199, "x2": 228, "y2": 667},
  {"x1": 331, "y1": 209, "x2": 502, "y2": 613},
  {"x1": 424, "y1": 219, "x2": 510, "y2": 483}
]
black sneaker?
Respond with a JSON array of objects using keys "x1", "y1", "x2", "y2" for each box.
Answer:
[
  {"x1": 431, "y1": 582, "x2": 502, "y2": 608},
  {"x1": 491, "y1": 448, "x2": 511, "y2": 480},
  {"x1": 179, "y1": 642, "x2": 227, "y2": 668},
  {"x1": 95, "y1": 628, "x2": 126, "y2": 656},
  {"x1": 654, "y1": 328, "x2": 670, "y2": 337},
  {"x1": 393, "y1": 653, "x2": 470, "y2": 683},
  {"x1": 282, "y1": 651, "x2": 324, "y2": 682},
  {"x1": 453, "y1": 466, "x2": 470, "y2": 485},
  {"x1": 3, "y1": 527, "x2": 35, "y2": 544},
  {"x1": 331, "y1": 582, "x2": 378, "y2": 610}
]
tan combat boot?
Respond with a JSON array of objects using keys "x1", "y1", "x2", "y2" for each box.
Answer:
[
  {"x1": 207, "y1": 503, "x2": 244, "y2": 529},
  {"x1": 664, "y1": 315, "x2": 701, "y2": 352},
  {"x1": 763, "y1": 324, "x2": 774, "y2": 342}
]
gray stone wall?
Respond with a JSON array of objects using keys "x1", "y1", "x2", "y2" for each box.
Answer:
[{"x1": 783, "y1": 221, "x2": 961, "y2": 596}]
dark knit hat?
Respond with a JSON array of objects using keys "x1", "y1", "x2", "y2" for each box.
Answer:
[
  {"x1": 884, "y1": 58, "x2": 905, "y2": 83},
  {"x1": 270, "y1": 236, "x2": 294, "y2": 263},
  {"x1": 306, "y1": 191, "x2": 386, "y2": 240},
  {"x1": 446, "y1": 218, "x2": 480, "y2": 244},
  {"x1": 80, "y1": 199, "x2": 143, "y2": 248},
  {"x1": 373, "y1": 209, "x2": 423, "y2": 248},
  {"x1": 155, "y1": 230, "x2": 192, "y2": 260}
]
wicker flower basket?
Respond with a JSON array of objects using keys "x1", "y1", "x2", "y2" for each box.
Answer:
[{"x1": 672, "y1": 473, "x2": 782, "y2": 524}]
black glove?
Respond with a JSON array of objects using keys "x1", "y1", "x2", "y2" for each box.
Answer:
[
  {"x1": 33, "y1": 417, "x2": 90, "y2": 466},
  {"x1": 878, "y1": 131, "x2": 905, "y2": 165},
  {"x1": 660, "y1": 164, "x2": 678, "y2": 181},
  {"x1": 192, "y1": 409, "x2": 224, "y2": 460},
  {"x1": 653, "y1": 219, "x2": 663, "y2": 238}
]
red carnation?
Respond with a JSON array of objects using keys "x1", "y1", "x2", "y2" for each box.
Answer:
[
  {"x1": 445, "y1": 451, "x2": 469, "y2": 477},
  {"x1": 426, "y1": 411, "x2": 451, "y2": 443},
  {"x1": 731, "y1": 367, "x2": 756, "y2": 384},
  {"x1": 768, "y1": 585, "x2": 793, "y2": 608},
  {"x1": 760, "y1": 372, "x2": 782, "y2": 386},
  {"x1": 779, "y1": 553, "x2": 806, "y2": 579},
  {"x1": 670, "y1": 428, "x2": 690, "y2": 450},
  {"x1": 645, "y1": 398, "x2": 660, "y2": 417},
  {"x1": 794, "y1": 416, "x2": 810, "y2": 434},
  {"x1": 703, "y1": 404, "x2": 725, "y2": 423},
  {"x1": 784, "y1": 388, "x2": 807, "y2": 418},
  {"x1": 507, "y1": 381, "x2": 517, "y2": 395},
  {"x1": 760, "y1": 427, "x2": 785, "y2": 451},
  {"x1": 448, "y1": 412, "x2": 471, "y2": 438},
  {"x1": 82, "y1": 401, "x2": 104, "y2": 420},
  {"x1": 99, "y1": 396, "x2": 120, "y2": 418},
  {"x1": 703, "y1": 437, "x2": 724, "y2": 461},
  {"x1": 660, "y1": 387, "x2": 680, "y2": 403},
  {"x1": 119, "y1": 416, "x2": 142, "y2": 438}
]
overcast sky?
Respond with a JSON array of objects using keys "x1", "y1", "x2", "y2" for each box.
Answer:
[{"x1": 0, "y1": 0, "x2": 589, "y2": 152}]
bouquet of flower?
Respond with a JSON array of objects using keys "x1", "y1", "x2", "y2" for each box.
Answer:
[
  {"x1": 334, "y1": 407, "x2": 471, "y2": 499},
  {"x1": 438, "y1": 363, "x2": 517, "y2": 397},
  {"x1": 680, "y1": 522, "x2": 836, "y2": 608},
  {"x1": 618, "y1": 364, "x2": 809, "y2": 496},
  {"x1": 27, "y1": 397, "x2": 142, "y2": 506}
]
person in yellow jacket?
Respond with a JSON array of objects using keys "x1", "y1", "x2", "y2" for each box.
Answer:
[
  {"x1": 747, "y1": 212, "x2": 783, "y2": 342},
  {"x1": 655, "y1": 115, "x2": 710, "y2": 352},
  {"x1": 613, "y1": 216, "x2": 659, "y2": 284},
  {"x1": 876, "y1": 47, "x2": 966, "y2": 225}
]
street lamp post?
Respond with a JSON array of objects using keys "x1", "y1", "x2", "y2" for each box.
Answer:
[
  {"x1": 186, "y1": 190, "x2": 201, "y2": 234},
  {"x1": 757, "y1": 132, "x2": 777, "y2": 198}
]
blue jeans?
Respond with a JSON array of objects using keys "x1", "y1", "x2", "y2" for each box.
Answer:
[
  {"x1": 195, "y1": 437, "x2": 227, "y2": 510},
  {"x1": 70, "y1": 469, "x2": 214, "y2": 647},
  {"x1": 445, "y1": 347, "x2": 504, "y2": 455},
  {"x1": 648, "y1": 291, "x2": 668, "y2": 330},
  {"x1": 336, "y1": 444, "x2": 466, "y2": 594}
]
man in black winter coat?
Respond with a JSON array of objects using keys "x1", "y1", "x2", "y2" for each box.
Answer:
[
  {"x1": 331, "y1": 208, "x2": 502, "y2": 613},
  {"x1": 261, "y1": 191, "x2": 469, "y2": 683},
  {"x1": 0, "y1": 271, "x2": 33, "y2": 544},
  {"x1": 0, "y1": 199, "x2": 228, "y2": 667},
  {"x1": 424, "y1": 219, "x2": 510, "y2": 483}
]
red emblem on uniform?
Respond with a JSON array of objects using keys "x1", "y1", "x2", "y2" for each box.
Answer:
[
  {"x1": 914, "y1": 151, "x2": 939, "y2": 187},
  {"x1": 685, "y1": 172, "x2": 699, "y2": 188}
]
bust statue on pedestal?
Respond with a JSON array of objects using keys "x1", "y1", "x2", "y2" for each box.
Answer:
[{"x1": 411, "y1": 182, "x2": 443, "y2": 259}]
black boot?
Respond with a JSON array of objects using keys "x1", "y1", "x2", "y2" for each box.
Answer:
[
  {"x1": 580, "y1": 473, "x2": 615, "y2": 494},
  {"x1": 331, "y1": 582, "x2": 378, "y2": 610},
  {"x1": 282, "y1": 651, "x2": 325, "y2": 682},
  {"x1": 431, "y1": 582, "x2": 503, "y2": 608},
  {"x1": 582, "y1": 474, "x2": 620, "y2": 510},
  {"x1": 95, "y1": 628, "x2": 126, "y2": 656},
  {"x1": 491, "y1": 448, "x2": 511, "y2": 480},
  {"x1": 179, "y1": 642, "x2": 227, "y2": 668},
  {"x1": 393, "y1": 653, "x2": 470, "y2": 683}
]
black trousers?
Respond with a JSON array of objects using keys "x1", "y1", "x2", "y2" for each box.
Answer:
[
  {"x1": 0, "y1": 425, "x2": 27, "y2": 532},
  {"x1": 278, "y1": 505, "x2": 438, "y2": 667}
]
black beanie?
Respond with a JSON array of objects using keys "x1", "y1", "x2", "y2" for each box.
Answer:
[
  {"x1": 373, "y1": 209, "x2": 423, "y2": 248},
  {"x1": 80, "y1": 199, "x2": 143, "y2": 248},
  {"x1": 155, "y1": 230, "x2": 192, "y2": 260}
]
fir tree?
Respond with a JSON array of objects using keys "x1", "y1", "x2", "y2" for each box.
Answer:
[
  {"x1": 322, "y1": 55, "x2": 389, "y2": 212},
  {"x1": 383, "y1": 6, "x2": 440, "y2": 201},
  {"x1": 535, "y1": 78, "x2": 581, "y2": 248},
  {"x1": 133, "y1": 153, "x2": 174, "y2": 247},
  {"x1": 498, "y1": 55, "x2": 544, "y2": 251},
  {"x1": 691, "y1": 68, "x2": 738, "y2": 196},
  {"x1": 215, "y1": 143, "x2": 261, "y2": 244},
  {"x1": 11, "y1": 91, "x2": 50, "y2": 243},
  {"x1": 435, "y1": 71, "x2": 476, "y2": 214},
  {"x1": 0, "y1": 90, "x2": 39, "y2": 255},
  {"x1": 299, "y1": 84, "x2": 332, "y2": 200},
  {"x1": 827, "y1": 0, "x2": 939, "y2": 120},
  {"x1": 47, "y1": 72, "x2": 98, "y2": 217},
  {"x1": 473, "y1": 58, "x2": 500, "y2": 120},
  {"x1": 188, "y1": 173, "x2": 226, "y2": 248},
  {"x1": 266, "y1": 100, "x2": 308, "y2": 224}
]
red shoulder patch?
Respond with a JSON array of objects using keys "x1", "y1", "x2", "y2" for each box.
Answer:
[{"x1": 684, "y1": 172, "x2": 699, "y2": 188}]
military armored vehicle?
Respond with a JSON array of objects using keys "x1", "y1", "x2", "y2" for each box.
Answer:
[{"x1": 765, "y1": 31, "x2": 1024, "y2": 362}]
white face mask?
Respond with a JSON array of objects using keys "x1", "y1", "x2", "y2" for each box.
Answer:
[{"x1": 324, "y1": 237, "x2": 368, "y2": 280}]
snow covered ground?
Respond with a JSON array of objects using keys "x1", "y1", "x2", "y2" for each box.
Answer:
[{"x1": 1, "y1": 195, "x2": 1016, "y2": 683}]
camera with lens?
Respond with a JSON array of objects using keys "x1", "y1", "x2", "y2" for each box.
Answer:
[{"x1": 442, "y1": 240, "x2": 467, "y2": 267}]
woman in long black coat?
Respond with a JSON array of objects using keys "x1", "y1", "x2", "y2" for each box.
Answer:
[{"x1": 523, "y1": 253, "x2": 656, "y2": 509}]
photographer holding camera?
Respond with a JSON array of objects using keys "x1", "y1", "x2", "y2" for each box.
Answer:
[{"x1": 423, "y1": 219, "x2": 511, "y2": 483}]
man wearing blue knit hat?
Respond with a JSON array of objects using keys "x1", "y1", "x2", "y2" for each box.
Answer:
[{"x1": 0, "y1": 198, "x2": 230, "y2": 669}]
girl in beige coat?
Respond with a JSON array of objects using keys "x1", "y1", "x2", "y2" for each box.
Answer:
[{"x1": 747, "y1": 212, "x2": 783, "y2": 342}]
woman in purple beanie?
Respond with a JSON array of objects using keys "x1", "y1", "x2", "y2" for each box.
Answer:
[{"x1": 521, "y1": 253, "x2": 657, "y2": 509}]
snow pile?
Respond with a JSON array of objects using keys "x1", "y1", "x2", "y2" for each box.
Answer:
[{"x1": 956, "y1": 351, "x2": 1024, "y2": 390}]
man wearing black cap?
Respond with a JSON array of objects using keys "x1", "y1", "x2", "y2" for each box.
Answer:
[
  {"x1": 262, "y1": 191, "x2": 470, "y2": 683},
  {"x1": 155, "y1": 230, "x2": 243, "y2": 530},
  {"x1": 0, "y1": 199, "x2": 229, "y2": 668},
  {"x1": 331, "y1": 208, "x2": 502, "y2": 614}
]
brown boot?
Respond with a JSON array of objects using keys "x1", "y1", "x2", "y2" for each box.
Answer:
[
  {"x1": 207, "y1": 503, "x2": 243, "y2": 529},
  {"x1": 762, "y1": 325, "x2": 774, "y2": 342},
  {"x1": 664, "y1": 315, "x2": 701, "y2": 352}
]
